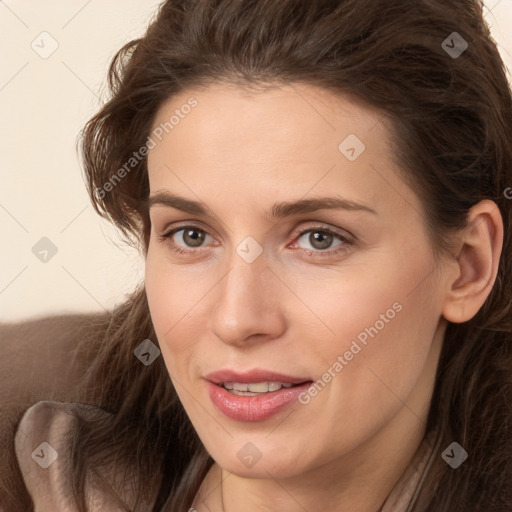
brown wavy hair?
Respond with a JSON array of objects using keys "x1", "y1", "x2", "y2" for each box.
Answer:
[{"x1": 39, "y1": 0, "x2": 512, "y2": 510}]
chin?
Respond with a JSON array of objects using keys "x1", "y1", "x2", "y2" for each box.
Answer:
[{"x1": 222, "y1": 457, "x2": 303, "y2": 480}]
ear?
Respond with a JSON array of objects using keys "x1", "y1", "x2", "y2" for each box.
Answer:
[{"x1": 442, "y1": 200, "x2": 504, "y2": 324}]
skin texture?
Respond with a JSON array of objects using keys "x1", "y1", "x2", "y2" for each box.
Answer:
[{"x1": 144, "y1": 83, "x2": 503, "y2": 512}]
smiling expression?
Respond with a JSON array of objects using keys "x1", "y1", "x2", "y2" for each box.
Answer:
[{"x1": 144, "y1": 82, "x2": 447, "y2": 479}]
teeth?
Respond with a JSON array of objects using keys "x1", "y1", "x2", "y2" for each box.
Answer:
[{"x1": 222, "y1": 381, "x2": 295, "y2": 393}]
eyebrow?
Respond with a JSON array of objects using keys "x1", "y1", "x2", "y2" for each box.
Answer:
[{"x1": 146, "y1": 191, "x2": 377, "y2": 220}]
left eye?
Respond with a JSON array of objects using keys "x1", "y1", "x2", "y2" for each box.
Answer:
[{"x1": 295, "y1": 229, "x2": 347, "y2": 251}]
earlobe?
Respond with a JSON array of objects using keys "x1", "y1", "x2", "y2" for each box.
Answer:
[{"x1": 442, "y1": 200, "x2": 503, "y2": 324}]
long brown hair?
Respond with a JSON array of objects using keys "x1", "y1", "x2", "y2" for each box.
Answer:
[{"x1": 54, "y1": 0, "x2": 512, "y2": 510}]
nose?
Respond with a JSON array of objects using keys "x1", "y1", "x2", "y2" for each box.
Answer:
[{"x1": 207, "y1": 254, "x2": 286, "y2": 347}]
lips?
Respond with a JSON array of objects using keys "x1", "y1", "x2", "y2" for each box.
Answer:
[
  {"x1": 204, "y1": 369, "x2": 311, "y2": 386},
  {"x1": 206, "y1": 380, "x2": 313, "y2": 421},
  {"x1": 204, "y1": 369, "x2": 313, "y2": 421}
]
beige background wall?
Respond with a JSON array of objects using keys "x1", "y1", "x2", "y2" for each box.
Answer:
[{"x1": 1, "y1": 0, "x2": 511, "y2": 322}]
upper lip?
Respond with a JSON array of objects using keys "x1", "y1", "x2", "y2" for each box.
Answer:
[{"x1": 204, "y1": 369, "x2": 312, "y2": 385}]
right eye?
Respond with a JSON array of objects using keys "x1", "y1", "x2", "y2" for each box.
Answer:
[{"x1": 158, "y1": 225, "x2": 215, "y2": 254}]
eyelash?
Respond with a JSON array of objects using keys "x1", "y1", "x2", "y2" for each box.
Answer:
[{"x1": 157, "y1": 224, "x2": 354, "y2": 258}]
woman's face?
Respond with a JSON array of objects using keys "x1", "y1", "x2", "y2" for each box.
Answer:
[{"x1": 145, "y1": 83, "x2": 448, "y2": 480}]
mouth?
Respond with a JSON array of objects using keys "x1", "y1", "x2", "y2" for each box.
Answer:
[
  {"x1": 206, "y1": 380, "x2": 314, "y2": 422},
  {"x1": 204, "y1": 369, "x2": 314, "y2": 421},
  {"x1": 205, "y1": 369, "x2": 312, "y2": 391},
  {"x1": 216, "y1": 381, "x2": 310, "y2": 396}
]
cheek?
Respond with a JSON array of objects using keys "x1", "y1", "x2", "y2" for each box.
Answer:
[
  {"x1": 144, "y1": 249, "x2": 186, "y2": 369},
  {"x1": 293, "y1": 232, "x2": 434, "y2": 349},
  {"x1": 305, "y1": 247, "x2": 440, "y2": 423},
  {"x1": 144, "y1": 246, "x2": 214, "y2": 377}
]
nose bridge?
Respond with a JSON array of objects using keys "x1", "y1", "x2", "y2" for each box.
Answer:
[{"x1": 208, "y1": 250, "x2": 285, "y2": 345}]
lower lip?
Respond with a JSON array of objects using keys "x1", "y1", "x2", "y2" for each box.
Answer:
[{"x1": 206, "y1": 381, "x2": 312, "y2": 422}]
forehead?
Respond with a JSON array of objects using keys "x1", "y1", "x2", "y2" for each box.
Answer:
[
  {"x1": 149, "y1": 82, "x2": 387, "y2": 163},
  {"x1": 146, "y1": 82, "x2": 420, "y2": 220}
]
